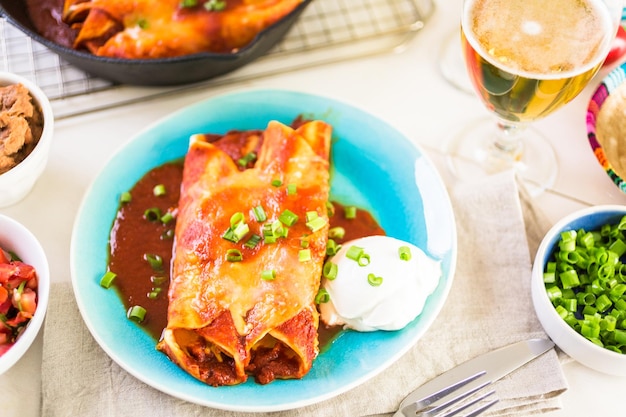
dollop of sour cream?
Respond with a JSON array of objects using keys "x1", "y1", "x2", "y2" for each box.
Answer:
[{"x1": 319, "y1": 236, "x2": 441, "y2": 332}]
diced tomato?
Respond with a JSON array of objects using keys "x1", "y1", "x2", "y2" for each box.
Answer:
[
  {"x1": 16, "y1": 288, "x2": 37, "y2": 316},
  {"x1": 0, "y1": 247, "x2": 39, "y2": 357},
  {"x1": 0, "y1": 297, "x2": 10, "y2": 315}
]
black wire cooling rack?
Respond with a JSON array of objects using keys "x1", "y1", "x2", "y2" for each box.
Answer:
[{"x1": 0, "y1": 0, "x2": 434, "y2": 118}]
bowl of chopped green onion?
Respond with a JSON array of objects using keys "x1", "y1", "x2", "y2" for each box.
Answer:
[{"x1": 532, "y1": 205, "x2": 626, "y2": 376}]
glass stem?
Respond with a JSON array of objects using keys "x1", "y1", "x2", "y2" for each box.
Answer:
[{"x1": 493, "y1": 119, "x2": 525, "y2": 162}]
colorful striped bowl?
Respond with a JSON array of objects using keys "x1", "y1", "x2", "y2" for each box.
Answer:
[{"x1": 587, "y1": 62, "x2": 626, "y2": 194}]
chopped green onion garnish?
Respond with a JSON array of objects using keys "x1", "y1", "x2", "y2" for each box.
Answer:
[
  {"x1": 127, "y1": 305, "x2": 147, "y2": 323},
  {"x1": 344, "y1": 206, "x2": 357, "y2": 219},
  {"x1": 271, "y1": 179, "x2": 283, "y2": 187},
  {"x1": 161, "y1": 229, "x2": 175, "y2": 240},
  {"x1": 120, "y1": 191, "x2": 132, "y2": 203},
  {"x1": 153, "y1": 184, "x2": 166, "y2": 196},
  {"x1": 325, "y1": 201, "x2": 335, "y2": 217},
  {"x1": 147, "y1": 287, "x2": 162, "y2": 299},
  {"x1": 144, "y1": 253, "x2": 163, "y2": 271},
  {"x1": 306, "y1": 216, "x2": 327, "y2": 233},
  {"x1": 328, "y1": 227, "x2": 345, "y2": 240},
  {"x1": 299, "y1": 249, "x2": 311, "y2": 262},
  {"x1": 300, "y1": 237, "x2": 310, "y2": 248},
  {"x1": 180, "y1": 0, "x2": 197, "y2": 7},
  {"x1": 237, "y1": 151, "x2": 257, "y2": 167},
  {"x1": 244, "y1": 234, "x2": 261, "y2": 249},
  {"x1": 278, "y1": 209, "x2": 299, "y2": 226},
  {"x1": 261, "y1": 269, "x2": 276, "y2": 281},
  {"x1": 204, "y1": 0, "x2": 226, "y2": 11},
  {"x1": 137, "y1": 18, "x2": 149, "y2": 29},
  {"x1": 326, "y1": 239, "x2": 341, "y2": 256},
  {"x1": 306, "y1": 211, "x2": 318, "y2": 222},
  {"x1": 315, "y1": 288, "x2": 330, "y2": 304},
  {"x1": 270, "y1": 220, "x2": 286, "y2": 237},
  {"x1": 543, "y1": 214, "x2": 626, "y2": 354},
  {"x1": 160, "y1": 212, "x2": 174, "y2": 225},
  {"x1": 323, "y1": 261, "x2": 338, "y2": 280},
  {"x1": 264, "y1": 235, "x2": 277, "y2": 244},
  {"x1": 357, "y1": 253, "x2": 370, "y2": 267},
  {"x1": 99, "y1": 271, "x2": 117, "y2": 288},
  {"x1": 367, "y1": 273, "x2": 383, "y2": 286},
  {"x1": 226, "y1": 249, "x2": 243, "y2": 262},
  {"x1": 252, "y1": 205, "x2": 267, "y2": 222},
  {"x1": 150, "y1": 275, "x2": 167, "y2": 285},
  {"x1": 144, "y1": 207, "x2": 162, "y2": 222},
  {"x1": 223, "y1": 222, "x2": 249, "y2": 243},
  {"x1": 230, "y1": 212, "x2": 245, "y2": 227},
  {"x1": 346, "y1": 246, "x2": 364, "y2": 261},
  {"x1": 287, "y1": 184, "x2": 297, "y2": 195},
  {"x1": 399, "y1": 246, "x2": 412, "y2": 261}
]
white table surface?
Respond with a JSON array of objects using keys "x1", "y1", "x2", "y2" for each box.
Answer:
[{"x1": 3, "y1": 0, "x2": 626, "y2": 415}]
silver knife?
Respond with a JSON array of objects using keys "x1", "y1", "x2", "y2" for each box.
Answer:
[{"x1": 394, "y1": 338, "x2": 555, "y2": 416}]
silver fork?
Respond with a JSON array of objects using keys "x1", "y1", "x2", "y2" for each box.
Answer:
[{"x1": 394, "y1": 371, "x2": 499, "y2": 417}]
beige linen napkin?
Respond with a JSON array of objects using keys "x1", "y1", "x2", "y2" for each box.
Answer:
[{"x1": 41, "y1": 171, "x2": 567, "y2": 417}]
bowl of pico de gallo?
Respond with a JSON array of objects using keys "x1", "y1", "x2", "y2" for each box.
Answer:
[{"x1": 0, "y1": 214, "x2": 49, "y2": 374}]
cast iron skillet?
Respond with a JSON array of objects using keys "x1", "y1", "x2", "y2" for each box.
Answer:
[{"x1": 0, "y1": 0, "x2": 311, "y2": 86}]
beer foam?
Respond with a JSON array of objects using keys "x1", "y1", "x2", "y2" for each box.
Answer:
[{"x1": 463, "y1": 0, "x2": 614, "y2": 78}]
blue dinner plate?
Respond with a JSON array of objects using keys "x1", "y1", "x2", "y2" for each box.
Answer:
[{"x1": 70, "y1": 89, "x2": 457, "y2": 412}]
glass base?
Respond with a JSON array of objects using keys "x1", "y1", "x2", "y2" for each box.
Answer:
[
  {"x1": 438, "y1": 31, "x2": 474, "y2": 94},
  {"x1": 443, "y1": 117, "x2": 558, "y2": 196}
]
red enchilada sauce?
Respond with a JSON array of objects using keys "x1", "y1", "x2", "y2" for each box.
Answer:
[{"x1": 107, "y1": 131, "x2": 385, "y2": 345}]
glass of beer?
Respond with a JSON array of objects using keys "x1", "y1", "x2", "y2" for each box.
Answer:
[{"x1": 446, "y1": 0, "x2": 622, "y2": 194}]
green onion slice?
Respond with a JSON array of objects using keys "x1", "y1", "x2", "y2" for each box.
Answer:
[
  {"x1": 120, "y1": 191, "x2": 132, "y2": 204},
  {"x1": 278, "y1": 209, "x2": 299, "y2": 227},
  {"x1": 153, "y1": 184, "x2": 166, "y2": 196},
  {"x1": 261, "y1": 269, "x2": 276, "y2": 281},
  {"x1": 357, "y1": 253, "x2": 370, "y2": 267},
  {"x1": 144, "y1": 253, "x2": 164, "y2": 271},
  {"x1": 252, "y1": 205, "x2": 267, "y2": 222},
  {"x1": 315, "y1": 288, "x2": 330, "y2": 304},
  {"x1": 244, "y1": 234, "x2": 261, "y2": 249},
  {"x1": 367, "y1": 273, "x2": 383, "y2": 287},
  {"x1": 237, "y1": 151, "x2": 257, "y2": 167},
  {"x1": 344, "y1": 206, "x2": 357, "y2": 219},
  {"x1": 346, "y1": 246, "x2": 364, "y2": 262},
  {"x1": 299, "y1": 249, "x2": 311, "y2": 262},
  {"x1": 226, "y1": 249, "x2": 243, "y2": 262},
  {"x1": 144, "y1": 207, "x2": 162, "y2": 222},
  {"x1": 127, "y1": 305, "x2": 147, "y2": 323},
  {"x1": 399, "y1": 246, "x2": 412, "y2": 261},
  {"x1": 306, "y1": 216, "x2": 327, "y2": 233},
  {"x1": 99, "y1": 271, "x2": 117, "y2": 288},
  {"x1": 328, "y1": 227, "x2": 345, "y2": 240},
  {"x1": 160, "y1": 212, "x2": 175, "y2": 225},
  {"x1": 323, "y1": 261, "x2": 338, "y2": 280}
]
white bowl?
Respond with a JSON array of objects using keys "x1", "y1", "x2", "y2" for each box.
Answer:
[
  {"x1": 532, "y1": 205, "x2": 626, "y2": 376},
  {"x1": 0, "y1": 214, "x2": 50, "y2": 375},
  {"x1": 0, "y1": 71, "x2": 54, "y2": 207}
]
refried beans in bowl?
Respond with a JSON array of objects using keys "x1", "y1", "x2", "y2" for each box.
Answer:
[{"x1": 0, "y1": 72, "x2": 54, "y2": 207}]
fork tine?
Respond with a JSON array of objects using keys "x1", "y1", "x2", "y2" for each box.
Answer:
[
  {"x1": 434, "y1": 389, "x2": 497, "y2": 417},
  {"x1": 414, "y1": 371, "x2": 487, "y2": 410},
  {"x1": 418, "y1": 381, "x2": 493, "y2": 417}
]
